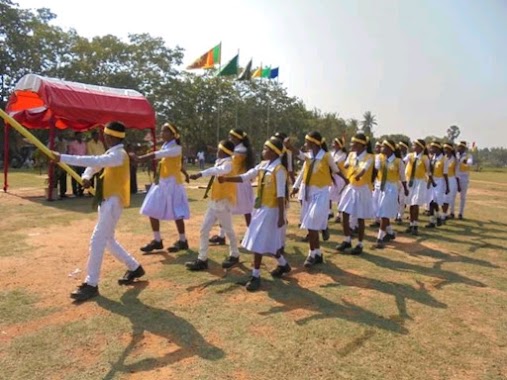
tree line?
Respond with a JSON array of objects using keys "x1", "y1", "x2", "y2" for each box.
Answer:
[{"x1": 1, "y1": 0, "x2": 505, "y2": 167}]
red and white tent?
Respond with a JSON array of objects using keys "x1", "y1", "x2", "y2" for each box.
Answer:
[{"x1": 3, "y1": 74, "x2": 157, "y2": 196}]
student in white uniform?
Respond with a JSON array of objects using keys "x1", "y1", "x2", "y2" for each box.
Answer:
[
  {"x1": 52, "y1": 121, "x2": 144, "y2": 302},
  {"x1": 373, "y1": 140, "x2": 409, "y2": 248},
  {"x1": 426, "y1": 141, "x2": 449, "y2": 228},
  {"x1": 209, "y1": 129, "x2": 255, "y2": 245},
  {"x1": 219, "y1": 137, "x2": 290, "y2": 291},
  {"x1": 336, "y1": 133, "x2": 375, "y2": 255},
  {"x1": 329, "y1": 137, "x2": 348, "y2": 223},
  {"x1": 370, "y1": 141, "x2": 382, "y2": 228},
  {"x1": 138, "y1": 123, "x2": 190, "y2": 254},
  {"x1": 404, "y1": 139, "x2": 432, "y2": 236},
  {"x1": 396, "y1": 141, "x2": 410, "y2": 224},
  {"x1": 442, "y1": 143, "x2": 461, "y2": 220},
  {"x1": 454, "y1": 141, "x2": 473, "y2": 219},
  {"x1": 291, "y1": 131, "x2": 341, "y2": 267},
  {"x1": 186, "y1": 140, "x2": 240, "y2": 271}
]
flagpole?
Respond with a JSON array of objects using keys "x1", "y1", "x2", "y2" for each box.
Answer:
[{"x1": 216, "y1": 42, "x2": 222, "y2": 144}]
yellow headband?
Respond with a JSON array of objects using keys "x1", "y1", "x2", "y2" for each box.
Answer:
[
  {"x1": 415, "y1": 140, "x2": 425, "y2": 149},
  {"x1": 443, "y1": 143, "x2": 453, "y2": 150},
  {"x1": 334, "y1": 137, "x2": 343, "y2": 148},
  {"x1": 104, "y1": 127, "x2": 125, "y2": 139},
  {"x1": 352, "y1": 136, "x2": 367, "y2": 145},
  {"x1": 398, "y1": 141, "x2": 409, "y2": 149},
  {"x1": 430, "y1": 142, "x2": 442, "y2": 149},
  {"x1": 265, "y1": 140, "x2": 283, "y2": 156},
  {"x1": 229, "y1": 130, "x2": 245, "y2": 140},
  {"x1": 219, "y1": 143, "x2": 234, "y2": 156},
  {"x1": 458, "y1": 142, "x2": 467, "y2": 148},
  {"x1": 383, "y1": 140, "x2": 396, "y2": 151},
  {"x1": 305, "y1": 135, "x2": 322, "y2": 145},
  {"x1": 163, "y1": 123, "x2": 180, "y2": 139}
]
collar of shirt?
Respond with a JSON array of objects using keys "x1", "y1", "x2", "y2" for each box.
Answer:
[
  {"x1": 162, "y1": 140, "x2": 176, "y2": 149},
  {"x1": 264, "y1": 157, "x2": 281, "y2": 172},
  {"x1": 234, "y1": 143, "x2": 247, "y2": 153},
  {"x1": 356, "y1": 150, "x2": 367, "y2": 160},
  {"x1": 309, "y1": 149, "x2": 325, "y2": 160},
  {"x1": 434, "y1": 153, "x2": 443, "y2": 161},
  {"x1": 415, "y1": 152, "x2": 423, "y2": 159},
  {"x1": 385, "y1": 154, "x2": 395, "y2": 163},
  {"x1": 105, "y1": 143, "x2": 124, "y2": 154}
]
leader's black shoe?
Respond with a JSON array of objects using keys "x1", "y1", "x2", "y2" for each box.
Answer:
[
  {"x1": 185, "y1": 259, "x2": 209, "y2": 271},
  {"x1": 222, "y1": 256, "x2": 240, "y2": 269},
  {"x1": 209, "y1": 235, "x2": 226, "y2": 245},
  {"x1": 70, "y1": 283, "x2": 99, "y2": 302},
  {"x1": 118, "y1": 265, "x2": 145, "y2": 285}
]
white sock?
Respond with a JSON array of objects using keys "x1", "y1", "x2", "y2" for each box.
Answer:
[
  {"x1": 309, "y1": 249, "x2": 317, "y2": 258},
  {"x1": 252, "y1": 268, "x2": 260, "y2": 278},
  {"x1": 179, "y1": 233, "x2": 186, "y2": 241},
  {"x1": 386, "y1": 225, "x2": 394, "y2": 234},
  {"x1": 219, "y1": 227, "x2": 226, "y2": 238},
  {"x1": 345, "y1": 236, "x2": 352, "y2": 243},
  {"x1": 357, "y1": 241, "x2": 363, "y2": 247},
  {"x1": 413, "y1": 221, "x2": 418, "y2": 226},
  {"x1": 277, "y1": 256, "x2": 287, "y2": 266},
  {"x1": 378, "y1": 230, "x2": 386, "y2": 240},
  {"x1": 314, "y1": 249, "x2": 322, "y2": 257},
  {"x1": 153, "y1": 231, "x2": 161, "y2": 241}
]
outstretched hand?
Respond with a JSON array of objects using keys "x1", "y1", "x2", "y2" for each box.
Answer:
[
  {"x1": 189, "y1": 173, "x2": 201, "y2": 180},
  {"x1": 51, "y1": 151, "x2": 61, "y2": 162}
]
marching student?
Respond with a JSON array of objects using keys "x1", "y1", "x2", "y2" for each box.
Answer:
[
  {"x1": 138, "y1": 123, "x2": 190, "y2": 254},
  {"x1": 370, "y1": 141, "x2": 383, "y2": 228},
  {"x1": 291, "y1": 131, "x2": 341, "y2": 267},
  {"x1": 373, "y1": 140, "x2": 409, "y2": 248},
  {"x1": 274, "y1": 132, "x2": 296, "y2": 184},
  {"x1": 336, "y1": 133, "x2": 375, "y2": 255},
  {"x1": 396, "y1": 141, "x2": 410, "y2": 224},
  {"x1": 442, "y1": 143, "x2": 461, "y2": 220},
  {"x1": 454, "y1": 141, "x2": 474, "y2": 219},
  {"x1": 426, "y1": 141, "x2": 449, "y2": 228},
  {"x1": 404, "y1": 139, "x2": 432, "y2": 235},
  {"x1": 186, "y1": 140, "x2": 240, "y2": 271},
  {"x1": 219, "y1": 137, "x2": 290, "y2": 291},
  {"x1": 329, "y1": 137, "x2": 348, "y2": 223},
  {"x1": 209, "y1": 129, "x2": 255, "y2": 245},
  {"x1": 52, "y1": 121, "x2": 144, "y2": 302}
]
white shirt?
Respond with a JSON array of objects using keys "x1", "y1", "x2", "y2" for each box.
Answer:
[
  {"x1": 61, "y1": 144, "x2": 126, "y2": 180},
  {"x1": 293, "y1": 149, "x2": 339, "y2": 189},
  {"x1": 155, "y1": 140, "x2": 182, "y2": 159},
  {"x1": 241, "y1": 158, "x2": 286, "y2": 197},
  {"x1": 200, "y1": 157, "x2": 232, "y2": 177}
]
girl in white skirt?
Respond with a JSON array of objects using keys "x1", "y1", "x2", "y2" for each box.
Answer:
[
  {"x1": 291, "y1": 131, "x2": 340, "y2": 267},
  {"x1": 373, "y1": 140, "x2": 409, "y2": 248},
  {"x1": 139, "y1": 123, "x2": 190, "y2": 253},
  {"x1": 396, "y1": 141, "x2": 410, "y2": 224},
  {"x1": 454, "y1": 141, "x2": 473, "y2": 219},
  {"x1": 336, "y1": 133, "x2": 375, "y2": 255},
  {"x1": 209, "y1": 129, "x2": 255, "y2": 245},
  {"x1": 426, "y1": 141, "x2": 449, "y2": 228},
  {"x1": 404, "y1": 139, "x2": 431, "y2": 236},
  {"x1": 370, "y1": 141, "x2": 382, "y2": 228},
  {"x1": 219, "y1": 137, "x2": 289, "y2": 291},
  {"x1": 442, "y1": 143, "x2": 461, "y2": 220},
  {"x1": 329, "y1": 137, "x2": 348, "y2": 223}
]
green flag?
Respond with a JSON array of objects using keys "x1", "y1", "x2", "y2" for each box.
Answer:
[
  {"x1": 261, "y1": 66, "x2": 271, "y2": 78},
  {"x1": 218, "y1": 54, "x2": 239, "y2": 77}
]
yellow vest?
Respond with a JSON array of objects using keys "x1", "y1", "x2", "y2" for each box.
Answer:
[
  {"x1": 211, "y1": 161, "x2": 236, "y2": 204},
  {"x1": 432, "y1": 155, "x2": 445, "y2": 178},
  {"x1": 459, "y1": 153, "x2": 471, "y2": 173},
  {"x1": 303, "y1": 152, "x2": 332, "y2": 188},
  {"x1": 405, "y1": 154, "x2": 428, "y2": 180},
  {"x1": 159, "y1": 155, "x2": 183, "y2": 184},
  {"x1": 379, "y1": 155, "x2": 402, "y2": 183},
  {"x1": 447, "y1": 157, "x2": 456, "y2": 177},
  {"x1": 103, "y1": 149, "x2": 130, "y2": 207},
  {"x1": 231, "y1": 154, "x2": 246, "y2": 175},
  {"x1": 349, "y1": 152, "x2": 374, "y2": 187},
  {"x1": 259, "y1": 164, "x2": 287, "y2": 208}
]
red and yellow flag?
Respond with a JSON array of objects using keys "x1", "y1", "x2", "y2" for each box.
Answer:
[{"x1": 187, "y1": 43, "x2": 221, "y2": 70}]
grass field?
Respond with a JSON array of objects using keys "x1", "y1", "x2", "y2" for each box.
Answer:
[{"x1": 0, "y1": 167, "x2": 506, "y2": 380}]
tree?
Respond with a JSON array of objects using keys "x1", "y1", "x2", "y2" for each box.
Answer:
[
  {"x1": 361, "y1": 111, "x2": 377, "y2": 137},
  {"x1": 446, "y1": 125, "x2": 460, "y2": 143}
]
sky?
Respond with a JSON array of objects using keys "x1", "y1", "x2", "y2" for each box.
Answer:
[{"x1": 14, "y1": 0, "x2": 507, "y2": 148}]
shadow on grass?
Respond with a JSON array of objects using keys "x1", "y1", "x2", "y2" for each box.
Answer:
[{"x1": 95, "y1": 282, "x2": 224, "y2": 379}]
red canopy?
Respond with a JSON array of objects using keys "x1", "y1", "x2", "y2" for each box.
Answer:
[
  {"x1": 3, "y1": 74, "x2": 157, "y2": 195},
  {"x1": 6, "y1": 74, "x2": 156, "y2": 130}
]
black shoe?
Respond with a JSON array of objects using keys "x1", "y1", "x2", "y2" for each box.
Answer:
[
  {"x1": 222, "y1": 256, "x2": 240, "y2": 269},
  {"x1": 322, "y1": 228, "x2": 330, "y2": 241},
  {"x1": 140, "y1": 240, "x2": 163, "y2": 253},
  {"x1": 350, "y1": 244, "x2": 363, "y2": 255},
  {"x1": 336, "y1": 241, "x2": 352, "y2": 252},
  {"x1": 405, "y1": 226, "x2": 413, "y2": 233},
  {"x1": 209, "y1": 235, "x2": 226, "y2": 245},
  {"x1": 328, "y1": 213, "x2": 334, "y2": 220},
  {"x1": 304, "y1": 254, "x2": 323, "y2": 268},
  {"x1": 374, "y1": 239, "x2": 385, "y2": 249},
  {"x1": 270, "y1": 263, "x2": 292, "y2": 278},
  {"x1": 425, "y1": 223, "x2": 436, "y2": 228},
  {"x1": 458, "y1": 214, "x2": 463, "y2": 220},
  {"x1": 449, "y1": 213, "x2": 455, "y2": 219},
  {"x1": 383, "y1": 233, "x2": 396, "y2": 242},
  {"x1": 118, "y1": 265, "x2": 145, "y2": 285},
  {"x1": 436, "y1": 218, "x2": 443, "y2": 226},
  {"x1": 334, "y1": 216, "x2": 341, "y2": 223},
  {"x1": 185, "y1": 259, "x2": 208, "y2": 271},
  {"x1": 369, "y1": 221, "x2": 381, "y2": 228},
  {"x1": 70, "y1": 283, "x2": 99, "y2": 301},
  {"x1": 411, "y1": 226, "x2": 419, "y2": 236},
  {"x1": 395, "y1": 217, "x2": 403, "y2": 225},
  {"x1": 246, "y1": 276, "x2": 261, "y2": 291},
  {"x1": 300, "y1": 234, "x2": 310, "y2": 242},
  {"x1": 168, "y1": 240, "x2": 189, "y2": 253}
]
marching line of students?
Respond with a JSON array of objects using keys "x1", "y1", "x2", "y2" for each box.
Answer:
[{"x1": 52, "y1": 120, "x2": 475, "y2": 300}]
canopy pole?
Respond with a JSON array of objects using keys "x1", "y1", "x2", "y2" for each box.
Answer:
[
  {"x1": 47, "y1": 121, "x2": 56, "y2": 201},
  {"x1": 151, "y1": 127, "x2": 157, "y2": 174},
  {"x1": 3, "y1": 122, "x2": 9, "y2": 192}
]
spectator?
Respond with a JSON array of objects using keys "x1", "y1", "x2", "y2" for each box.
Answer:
[
  {"x1": 86, "y1": 130, "x2": 106, "y2": 189},
  {"x1": 197, "y1": 150, "x2": 206, "y2": 170},
  {"x1": 68, "y1": 132, "x2": 87, "y2": 196}
]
